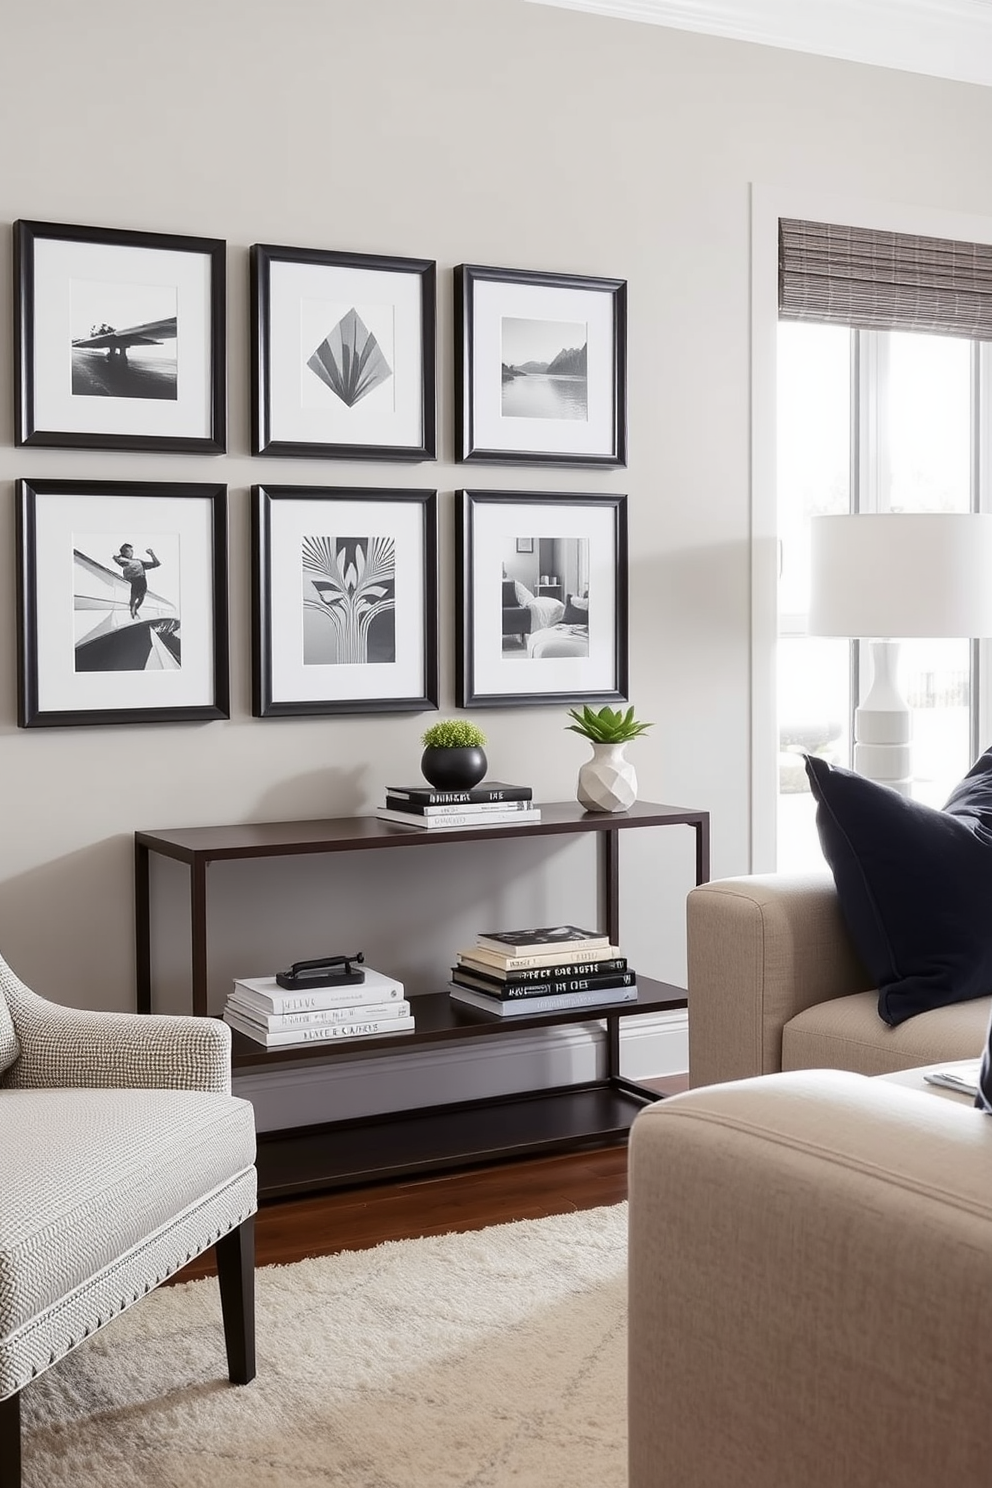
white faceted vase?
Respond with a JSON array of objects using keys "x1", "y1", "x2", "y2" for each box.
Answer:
[{"x1": 577, "y1": 742, "x2": 637, "y2": 813}]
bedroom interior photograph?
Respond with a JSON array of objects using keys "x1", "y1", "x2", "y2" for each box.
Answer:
[{"x1": 3, "y1": 0, "x2": 992, "y2": 1483}]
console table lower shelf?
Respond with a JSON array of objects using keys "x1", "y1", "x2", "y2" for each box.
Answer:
[
  {"x1": 239, "y1": 980, "x2": 686, "y2": 1200},
  {"x1": 253, "y1": 1083, "x2": 653, "y2": 1199}
]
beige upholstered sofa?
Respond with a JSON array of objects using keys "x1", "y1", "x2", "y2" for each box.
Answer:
[
  {"x1": 686, "y1": 871, "x2": 992, "y2": 1087},
  {"x1": 627, "y1": 1065, "x2": 992, "y2": 1487}
]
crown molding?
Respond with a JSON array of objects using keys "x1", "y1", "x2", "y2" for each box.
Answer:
[{"x1": 524, "y1": 0, "x2": 992, "y2": 88}]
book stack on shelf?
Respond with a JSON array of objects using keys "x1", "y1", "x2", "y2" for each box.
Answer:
[
  {"x1": 448, "y1": 925, "x2": 637, "y2": 1018},
  {"x1": 223, "y1": 964, "x2": 415, "y2": 1048},
  {"x1": 375, "y1": 781, "x2": 540, "y2": 831}
]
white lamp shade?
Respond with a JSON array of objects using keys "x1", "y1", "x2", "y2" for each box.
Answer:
[{"x1": 809, "y1": 513, "x2": 992, "y2": 638}]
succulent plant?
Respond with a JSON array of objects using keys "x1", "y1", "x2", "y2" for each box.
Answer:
[
  {"x1": 566, "y1": 704, "x2": 653, "y2": 744},
  {"x1": 421, "y1": 718, "x2": 488, "y2": 749}
]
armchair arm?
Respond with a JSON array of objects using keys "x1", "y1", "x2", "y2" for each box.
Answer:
[
  {"x1": 687, "y1": 872, "x2": 872, "y2": 1087},
  {"x1": 4, "y1": 982, "x2": 232, "y2": 1093}
]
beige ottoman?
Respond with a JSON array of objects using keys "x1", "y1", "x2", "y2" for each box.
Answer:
[{"x1": 628, "y1": 1067, "x2": 992, "y2": 1488}]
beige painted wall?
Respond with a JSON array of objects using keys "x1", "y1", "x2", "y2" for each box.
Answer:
[{"x1": 2, "y1": 0, "x2": 992, "y2": 1012}]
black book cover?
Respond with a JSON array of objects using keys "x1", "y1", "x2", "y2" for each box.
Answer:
[
  {"x1": 450, "y1": 968, "x2": 635, "y2": 1000},
  {"x1": 455, "y1": 955, "x2": 629, "y2": 989},
  {"x1": 384, "y1": 794, "x2": 534, "y2": 815},
  {"x1": 385, "y1": 781, "x2": 533, "y2": 805}
]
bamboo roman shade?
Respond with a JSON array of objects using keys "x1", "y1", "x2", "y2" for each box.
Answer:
[{"x1": 779, "y1": 218, "x2": 992, "y2": 338}]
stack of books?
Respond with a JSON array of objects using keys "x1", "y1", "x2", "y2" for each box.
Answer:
[
  {"x1": 222, "y1": 964, "x2": 415, "y2": 1048},
  {"x1": 448, "y1": 924, "x2": 636, "y2": 1018},
  {"x1": 375, "y1": 781, "x2": 540, "y2": 831}
]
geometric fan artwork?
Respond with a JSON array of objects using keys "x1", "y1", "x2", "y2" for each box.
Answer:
[
  {"x1": 302, "y1": 533, "x2": 396, "y2": 665},
  {"x1": 307, "y1": 308, "x2": 392, "y2": 408}
]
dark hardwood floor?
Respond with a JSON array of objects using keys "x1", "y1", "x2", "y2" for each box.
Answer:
[{"x1": 173, "y1": 1073, "x2": 688, "y2": 1284}]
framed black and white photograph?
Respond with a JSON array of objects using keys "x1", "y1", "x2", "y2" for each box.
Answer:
[
  {"x1": 456, "y1": 489, "x2": 628, "y2": 708},
  {"x1": 455, "y1": 264, "x2": 626, "y2": 467},
  {"x1": 251, "y1": 485, "x2": 438, "y2": 717},
  {"x1": 251, "y1": 245, "x2": 436, "y2": 461},
  {"x1": 14, "y1": 220, "x2": 226, "y2": 452},
  {"x1": 17, "y1": 479, "x2": 229, "y2": 728}
]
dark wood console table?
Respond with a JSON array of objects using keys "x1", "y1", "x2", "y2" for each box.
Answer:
[{"x1": 134, "y1": 800, "x2": 709, "y2": 1198}]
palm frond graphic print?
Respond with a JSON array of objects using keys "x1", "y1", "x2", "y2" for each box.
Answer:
[{"x1": 302, "y1": 535, "x2": 396, "y2": 665}]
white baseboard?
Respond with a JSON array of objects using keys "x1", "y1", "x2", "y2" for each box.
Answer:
[
  {"x1": 235, "y1": 1010, "x2": 688, "y2": 1134},
  {"x1": 619, "y1": 1008, "x2": 689, "y2": 1080}
]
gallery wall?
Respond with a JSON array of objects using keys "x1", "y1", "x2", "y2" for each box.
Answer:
[{"x1": 3, "y1": 0, "x2": 992, "y2": 1013}]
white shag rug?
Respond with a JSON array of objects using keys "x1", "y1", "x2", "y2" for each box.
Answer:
[{"x1": 21, "y1": 1202, "x2": 628, "y2": 1488}]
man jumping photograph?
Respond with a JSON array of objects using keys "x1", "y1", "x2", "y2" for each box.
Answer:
[{"x1": 113, "y1": 542, "x2": 161, "y2": 619}]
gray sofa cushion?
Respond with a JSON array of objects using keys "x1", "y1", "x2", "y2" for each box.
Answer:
[{"x1": 0, "y1": 1086, "x2": 255, "y2": 1336}]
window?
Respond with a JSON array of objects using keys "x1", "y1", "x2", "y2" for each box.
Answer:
[{"x1": 776, "y1": 323, "x2": 983, "y2": 869}]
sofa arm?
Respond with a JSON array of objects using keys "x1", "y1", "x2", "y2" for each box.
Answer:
[
  {"x1": 687, "y1": 872, "x2": 872, "y2": 1087},
  {"x1": 628, "y1": 1071, "x2": 992, "y2": 1488},
  {"x1": 4, "y1": 983, "x2": 232, "y2": 1094}
]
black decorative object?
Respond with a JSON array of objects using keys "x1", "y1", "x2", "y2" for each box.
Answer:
[
  {"x1": 421, "y1": 745, "x2": 488, "y2": 790},
  {"x1": 276, "y1": 952, "x2": 365, "y2": 991}
]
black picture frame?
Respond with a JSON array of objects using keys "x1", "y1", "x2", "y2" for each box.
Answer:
[
  {"x1": 456, "y1": 489, "x2": 628, "y2": 708},
  {"x1": 251, "y1": 244, "x2": 437, "y2": 461},
  {"x1": 251, "y1": 485, "x2": 438, "y2": 717},
  {"x1": 455, "y1": 263, "x2": 627, "y2": 467},
  {"x1": 17, "y1": 479, "x2": 229, "y2": 728},
  {"x1": 14, "y1": 219, "x2": 226, "y2": 453}
]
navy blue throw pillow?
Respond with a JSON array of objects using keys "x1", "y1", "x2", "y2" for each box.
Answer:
[{"x1": 805, "y1": 749, "x2": 992, "y2": 1026}]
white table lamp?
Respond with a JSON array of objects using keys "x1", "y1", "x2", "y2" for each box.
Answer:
[{"x1": 808, "y1": 513, "x2": 992, "y2": 793}]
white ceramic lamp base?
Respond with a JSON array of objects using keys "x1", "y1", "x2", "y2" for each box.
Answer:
[{"x1": 854, "y1": 639, "x2": 912, "y2": 796}]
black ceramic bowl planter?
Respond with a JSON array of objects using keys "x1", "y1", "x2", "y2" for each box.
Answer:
[
  {"x1": 420, "y1": 720, "x2": 489, "y2": 790},
  {"x1": 420, "y1": 745, "x2": 488, "y2": 790}
]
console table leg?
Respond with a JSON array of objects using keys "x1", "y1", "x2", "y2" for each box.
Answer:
[
  {"x1": 135, "y1": 840, "x2": 152, "y2": 1014},
  {"x1": 605, "y1": 1012, "x2": 622, "y2": 1082},
  {"x1": 695, "y1": 818, "x2": 710, "y2": 886},
  {"x1": 190, "y1": 859, "x2": 209, "y2": 1018},
  {"x1": 600, "y1": 829, "x2": 620, "y2": 947}
]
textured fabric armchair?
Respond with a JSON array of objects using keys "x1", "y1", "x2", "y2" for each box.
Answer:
[{"x1": 0, "y1": 952, "x2": 258, "y2": 1488}]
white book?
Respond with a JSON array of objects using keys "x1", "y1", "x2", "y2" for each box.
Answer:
[
  {"x1": 232, "y1": 965, "x2": 404, "y2": 1015},
  {"x1": 448, "y1": 982, "x2": 638, "y2": 1017},
  {"x1": 455, "y1": 944, "x2": 624, "y2": 975},
  {"x1": 384, "y1": 798, "x2": 535, "y2": 816},
  {"x1": 226, "y1": 992, "x2": 411, "y2": 1031},
  {"x1": 223, "y1": 1006, "x2": 416, "y2": 1047},
  {"x1": 376, "y1": 806, "x2": 542, "y2": 830},
  {"x1": 922, "y1": 1060, "x2": 982, "y2": 1098}
]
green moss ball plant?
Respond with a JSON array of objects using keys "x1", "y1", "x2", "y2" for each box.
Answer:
[{"x1": 421, "y1": 719, "x2": 488, "y2": 749}]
